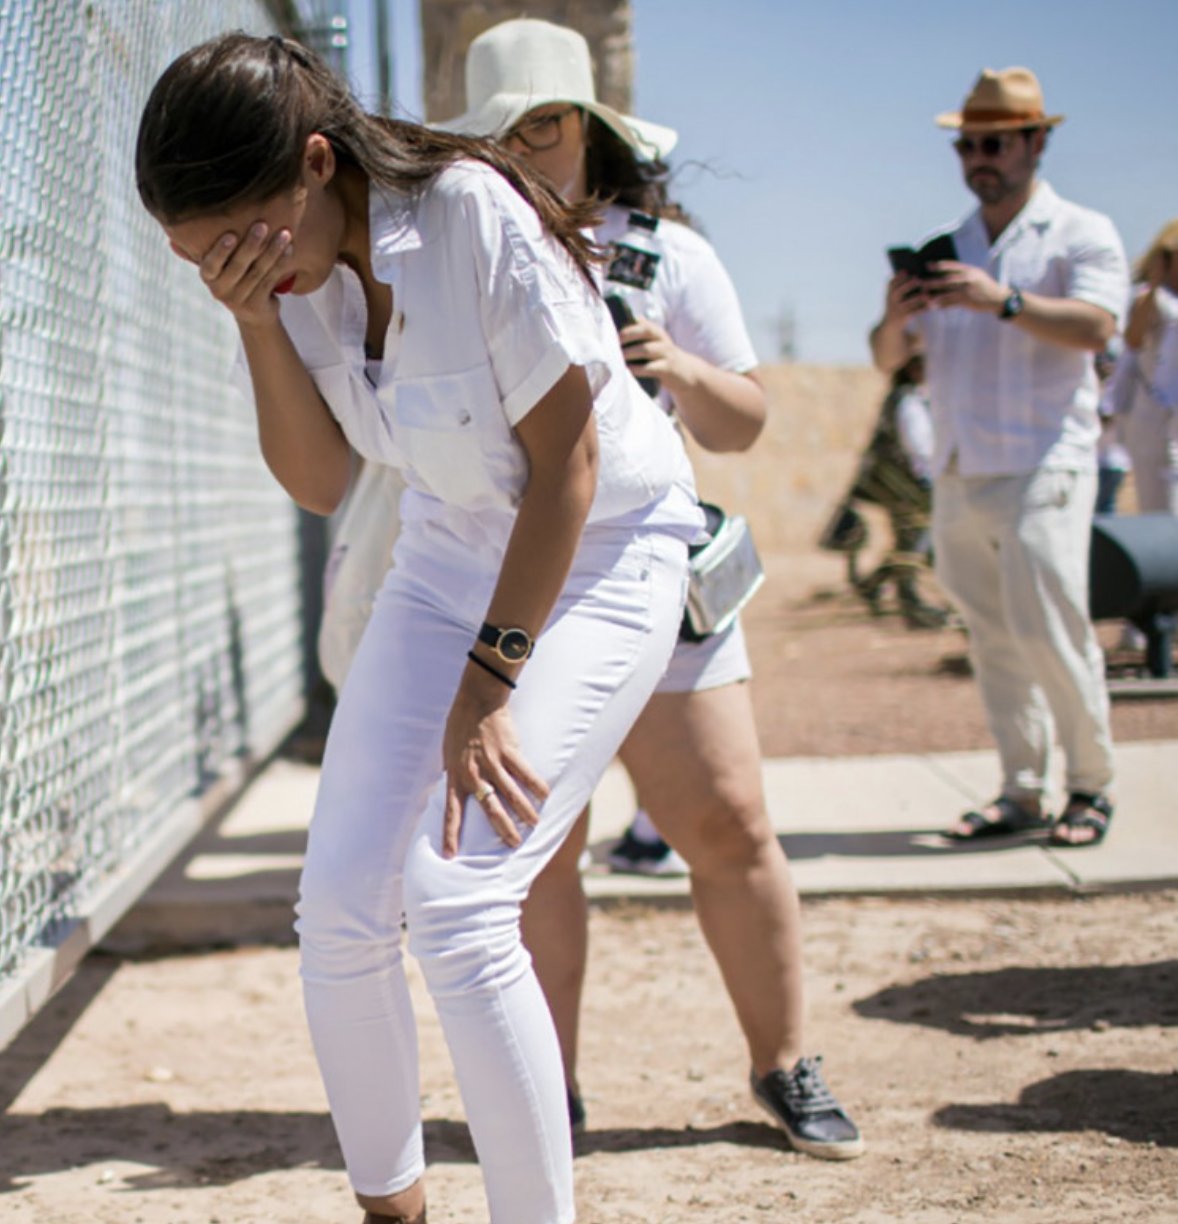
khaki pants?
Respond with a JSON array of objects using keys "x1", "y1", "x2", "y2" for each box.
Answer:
[{"x1": 933, "y1": 467, "x2": 1114, "y2": 802}]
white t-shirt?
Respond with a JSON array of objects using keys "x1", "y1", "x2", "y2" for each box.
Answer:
[
  {"x1": 594, "y1": 204, "x2": 758, "y2": 416},
  {"x1": 255, "y1": 162, "x2": 701, "y2": 565},
  {"x1": 913, "y1": 181, "x2": 1129, "y2": 477}
]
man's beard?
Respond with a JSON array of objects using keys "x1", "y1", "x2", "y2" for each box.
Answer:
[{"x1": 967, "y1": 168, "x2": 1016, "y2": 205}]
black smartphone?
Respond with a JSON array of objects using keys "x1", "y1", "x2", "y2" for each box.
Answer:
[
  {"x1": 604, "y1": 294, "x2": 659, "y2": 397},
  {"x1": 605, "y1": 292, "x2": 637, "y2": 331},
  {"x1": 887, "y1": 233, "x2": 958, "y2": 279}
]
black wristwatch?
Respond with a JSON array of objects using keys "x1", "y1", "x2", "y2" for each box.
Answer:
[
  {"x1": 477, "y1": 622, "x2": 535, "y2": 663},
  {"x1": 998, "y1": 287, "x2": 1024, "y2": 320}
]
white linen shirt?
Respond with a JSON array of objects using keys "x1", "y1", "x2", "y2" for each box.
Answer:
[
  {"x1": 260, "y1": 161, "x2": 700, "y2": 559},
  {"x1": 914, "y1": 181, "x2": 1129, "y2": 478}
]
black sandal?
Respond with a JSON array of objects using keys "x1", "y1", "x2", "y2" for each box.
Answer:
[
  {"x1": 1050, "y1": 792, "x2": 1114, "y2": 847},
  {"x1": 943, "y1": 795, "x2": 1048, "y2": 842}
]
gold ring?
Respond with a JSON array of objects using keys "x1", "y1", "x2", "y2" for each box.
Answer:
[{"x1": 474, "y1": 783, "x2": 494, "y2": 803}]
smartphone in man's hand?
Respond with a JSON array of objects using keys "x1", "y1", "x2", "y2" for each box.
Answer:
[{"x1": 887, "y1": 233, "x2": 958, "y2": 280}]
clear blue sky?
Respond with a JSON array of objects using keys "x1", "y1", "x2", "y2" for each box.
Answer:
[
  {"x1": 622, "y1": 0, "x2": 1178, "y2": 364},
  {"x1": 384, "y1": 0, "x2": 1177, "y2": 365}
]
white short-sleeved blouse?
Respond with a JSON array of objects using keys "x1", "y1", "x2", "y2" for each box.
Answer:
[
  {"x1": 264, "y1": 160, "x2": 701, "y2": 556},
  {"x1": 913, "y1": 181, "x2": 1129, "y2": 478}
]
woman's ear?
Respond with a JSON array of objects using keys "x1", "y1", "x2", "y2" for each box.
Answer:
[{"x1": 304, "y1": 133, "x2": 336, "y2": 185}]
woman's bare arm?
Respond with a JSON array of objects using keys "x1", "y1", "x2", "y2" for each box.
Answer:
[{"x1": 441, "y1": 363, "x2": 600, "y2": 854}]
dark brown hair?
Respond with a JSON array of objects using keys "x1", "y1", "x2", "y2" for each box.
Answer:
[
  {"x1": 582, "y1": 115, "x2": 692, "y2": 226},
  {"x1": 135, "y1": 32, "x2": 602, "y2": 281}
]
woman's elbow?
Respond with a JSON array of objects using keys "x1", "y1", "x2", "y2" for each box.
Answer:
[
  {"x1": 714, "y1": 379, "x2": 769, "y2": 452},
  {"x1": 296, "y1": 487, "x2": 347, "y2": 517},
  {"x1": 732, "y1": 409, "x2": 768, "y2": 452},
  {"x1": 263, "y1": 449, "x2": 352, "y2": 517}
]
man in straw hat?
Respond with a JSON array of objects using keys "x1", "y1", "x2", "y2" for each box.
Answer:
[{"x1": 870, "y1": 67, "x2": 1129, "y2": 848}]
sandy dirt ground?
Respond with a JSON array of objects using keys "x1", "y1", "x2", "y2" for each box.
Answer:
[
  {"x1": 744, "y1": 552, "x2": 1178, "y2": 759},
  {"x1": 1, "y1": 894, "x2": 1175, "y2": 1223},
  {"x1": 1, "y1": 552, "x2": 1176, "y2": 1223}
]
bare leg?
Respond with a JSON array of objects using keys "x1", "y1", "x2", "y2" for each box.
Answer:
[
  {"x1": 520, "y1": 807, "x2": 591, "y2": 1093},
  {"x1": 619, "y1": 682, "x2": 806, "y2": 1075}
]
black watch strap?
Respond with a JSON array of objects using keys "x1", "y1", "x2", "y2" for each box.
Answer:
[
  {"x1": 999, "y1": 288, "x2": 1024, "y2": 320},
  {"x1": 477, "y1": 622, "x2": 534, "y2": 663}
]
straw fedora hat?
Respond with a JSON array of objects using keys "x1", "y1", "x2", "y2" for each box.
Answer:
[
  {"x1": 434, "y1": 18, "x2": 678, "y2": 161},
  {"x1": 935, "y1": 67, "x2": 1065, "y2": 132}
]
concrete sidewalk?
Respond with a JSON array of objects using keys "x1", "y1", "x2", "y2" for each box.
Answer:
[{"x1": 107, "y1": 738, "x2": 1177, "y2": 949}]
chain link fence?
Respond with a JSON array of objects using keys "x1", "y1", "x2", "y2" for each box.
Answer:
[{"x1": 0, "y1": 0, "x2": 310, "y2": 998}]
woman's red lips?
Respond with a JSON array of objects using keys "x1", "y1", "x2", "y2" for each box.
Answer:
[{"x1": 273, "y1": 274, "x2": 297, "y2": 295}]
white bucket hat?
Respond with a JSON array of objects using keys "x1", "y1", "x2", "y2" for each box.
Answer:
[{"x1": 434, "y1": 18, "x2": 678, "y2": 161}]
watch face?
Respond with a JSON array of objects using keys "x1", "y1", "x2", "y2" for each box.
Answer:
[{"x1": 498, "y1": 628, "x2": 532, "y2": 662}]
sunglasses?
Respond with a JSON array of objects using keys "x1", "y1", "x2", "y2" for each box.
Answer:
[
  {"x1": 953, "y1": 129, "x2": 1035, "y2": 158},
  {"x1": 505, "y1": 105, "x2": 579, "y2": 151}
]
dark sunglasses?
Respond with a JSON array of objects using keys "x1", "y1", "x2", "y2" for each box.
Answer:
[{"x1": 953, "y1": 129, "x2": 1036, "y2": 158}]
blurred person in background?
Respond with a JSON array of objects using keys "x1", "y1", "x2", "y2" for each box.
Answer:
[
  {"x1": 1119, "y1": 219, "x2": 1178, "y2": 513},
  {"x1": 823, "y1": 354, "x2": 947, "y2": 628},
  {"x1": 1094, "y1": 340, "x2": 1131, "y2": 514}
]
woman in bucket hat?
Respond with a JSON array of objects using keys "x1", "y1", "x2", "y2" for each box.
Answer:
[{"x1": 439, "y1": 17, "x2": 863, "y2": 1162}]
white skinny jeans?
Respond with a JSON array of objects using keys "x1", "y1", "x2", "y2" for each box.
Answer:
[
  {"x1": 296, "y1": 522, "x2": 688, "y2": 1223},
  {"x1": 933, "y1": 467, "x2": 1114, "y2": 801}
]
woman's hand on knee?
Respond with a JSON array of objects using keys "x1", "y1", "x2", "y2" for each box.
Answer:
[{"x1": 441, "y1": 696, "x2": 549, "y2": 858}]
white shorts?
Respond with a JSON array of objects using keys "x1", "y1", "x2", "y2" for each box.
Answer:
[{"x1": 655, "y1": 616, "x2": 752, "y2": 694}]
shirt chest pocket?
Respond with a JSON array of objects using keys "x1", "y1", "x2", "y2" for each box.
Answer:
[{"x1": 392, "y1": 363, "x2": 527, "y2": 509}]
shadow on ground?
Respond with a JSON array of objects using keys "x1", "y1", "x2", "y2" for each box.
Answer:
[
  {"x1": 0, "y1": 957, "x2": 120, "y2": 1114},
  {"x1": 934, "y1": 1068, "x2": 1178, "y2": 1146},
  {"x1": 854, "y1": 961, "x2": 1178, "y2": 1038},
  {"x1": 0, "y1": 1107, "x2": 789, "y2": 1192},
  {"x1": 778, "y1": 827, "x2": 1056, "y2": 860}
]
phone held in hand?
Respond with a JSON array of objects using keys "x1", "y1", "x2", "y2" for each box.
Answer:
[
  {"x1": 604, "y1": 292, "x2": 637, "y2": 332},
  {"x1": 604, "y1": 293, "x2": 660, "y2": 398},
  {"x1": 887, "y1": 233, "x2": 958, "y2": 280}
]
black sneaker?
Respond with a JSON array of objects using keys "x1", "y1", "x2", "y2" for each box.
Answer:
[
  {"x1": 606, "y1": 827, "x2": 688, "y2": 877},
  {"x1": 567, "y1": 1087, "x2": 586, "y2": 1135},
  {"x1": 751, "y1": 1056, "x2": 864, "y2": 1160}
]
